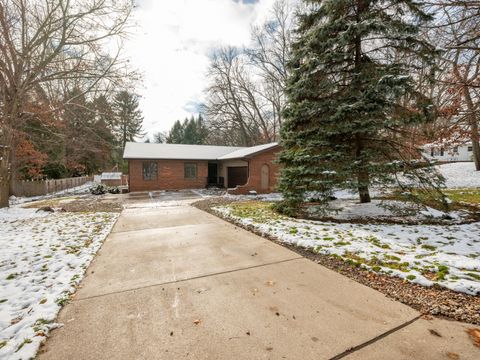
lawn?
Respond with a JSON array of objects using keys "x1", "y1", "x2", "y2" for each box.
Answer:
[
  {"x1": 0, "y1": 205, "x2": 118, "y2": 359},
  {"x1": 216, "y1": 201, "x2": 480, "y2": 296}
]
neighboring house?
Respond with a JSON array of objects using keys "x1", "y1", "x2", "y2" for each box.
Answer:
[
  {"x1": 422, "y1": 140, "x2": 474, "y2": 162},
  {"x1": 123, "y1": 142, "x2": 281, "y2": 194}
]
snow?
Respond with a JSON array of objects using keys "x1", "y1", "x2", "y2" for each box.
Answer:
[
  {"x1": 308, "y1": 199, "x2": 466, "y2": 223},
  {"x1": 216, "y1": 204, "x2": 480, "y2": 296},
  {"x1": 0, "y1": 206, "x2": 118, "y2": 359},
  {"x1": 436, "y1": 162, "x2": 480, "y2": 188}
]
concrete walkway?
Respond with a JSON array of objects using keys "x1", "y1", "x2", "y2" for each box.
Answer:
[{"x1": 40, "y1": 194, "x2": 478, "y2": 359}]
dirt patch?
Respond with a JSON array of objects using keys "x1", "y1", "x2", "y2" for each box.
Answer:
[
  {"x1": 25, "y1": 196, "x2": 123, "y2": 213},
  {"x1": 193, "y1": 197, "x2": 480, "y2": 325}
]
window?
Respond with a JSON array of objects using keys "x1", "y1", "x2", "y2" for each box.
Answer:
[
  {"x1": 184, "y1": 163, "x2": 197, "y2": 179},
  {"x1": 430, "y1": 148, "x2": 434, "y2": 157},
  {"x1": 468, "y1": 146, "x2": 473, "y2": 152},
  {"x1": 143, "y1": 162, "x2": 158, "y2": 181},
  {"x1": 440, "y1": 148, "x2": 444, "y2": 156},
  {"x1": 453, "y1": 146, "x2": 459, "y2": 154}
]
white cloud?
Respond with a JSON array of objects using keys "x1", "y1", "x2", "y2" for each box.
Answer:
[{"x1": 125, "y1": 0, "x2": 279, "y2": 138}]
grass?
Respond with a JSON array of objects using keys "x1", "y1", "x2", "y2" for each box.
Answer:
[
  {"x1": 15, "y1": 339, "x2": 32, "y2": 353},
  {"x1": 229, "y1": 201, "x2": 280, "y2": 223},
  {"x1": 443, "y1": 189, "x2": 480, "y2": 205}
]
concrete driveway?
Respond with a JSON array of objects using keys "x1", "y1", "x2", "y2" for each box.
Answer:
[{"x1": 40, "y1": 194, "x2": 478, "y2": 359}]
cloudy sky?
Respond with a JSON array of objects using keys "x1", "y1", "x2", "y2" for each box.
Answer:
[{"x1": 126, "y1": 0, "x2": 281, "y2": 138}]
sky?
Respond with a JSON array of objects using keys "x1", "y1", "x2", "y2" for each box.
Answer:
[{"x1": 126, "y1": 0, "x2": 281, "y2": 138}]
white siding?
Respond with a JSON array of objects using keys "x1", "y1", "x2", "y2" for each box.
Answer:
[{"x1": 422, "y1": 144, "x2": 473, "y2": 162}]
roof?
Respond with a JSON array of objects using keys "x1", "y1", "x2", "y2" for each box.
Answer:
[
  {"x1": 101, "y1": 172, "x2": 122, "y2": 180},
  {"x1": 123, "y1": 142, "x2": 245, "y2": 160},
  {"x1": 123, "y1": 142, "x2": 279, "y2": 160},
  {"x1": 217, "y1": 142, "x2": 280, "y2": 160}
]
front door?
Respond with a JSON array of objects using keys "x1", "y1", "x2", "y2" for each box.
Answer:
[
  {"x1": 208, "y1": 163, "x2": 218, "y2": 184},
  {"x1": 227, "y1": 166, "x2": 248, "y2": 188}
]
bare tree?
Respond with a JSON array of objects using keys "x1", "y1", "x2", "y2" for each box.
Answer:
[
  {"x1": 425, "y1": 1, "x2": 480, "y2": 169},
  {"x1": 0, "y1": 0, "x2": 136, "y2": 207},
  {"x1": 248, "y1": 0, "x2": 294, "y2": 136},
  {"x1": 204, "y1": 47, "x2": 267, "y2": 146},
  {"x1": 203, "y1": 0, "x2": 295, "y2": 146}
]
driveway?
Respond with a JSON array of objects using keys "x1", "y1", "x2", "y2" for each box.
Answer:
[{"x1": 40, "y1": 194, "x2": 478, "y2": 359}]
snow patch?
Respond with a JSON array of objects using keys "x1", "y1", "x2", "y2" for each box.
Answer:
[{"x1": 0, "y1": 207, "x2": 118, "y2": 359}]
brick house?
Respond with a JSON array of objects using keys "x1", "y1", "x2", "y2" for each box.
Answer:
[{"x1": 123, "y1": 142, "x2": 281, "y2": 194}]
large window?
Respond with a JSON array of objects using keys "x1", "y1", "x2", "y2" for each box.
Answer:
[
  {"x1": 184, "y1": 163, "x2": 197, "y2": 179},
  {"x1": 143, "y1": 162, "x2": 158, "y2": 181}
]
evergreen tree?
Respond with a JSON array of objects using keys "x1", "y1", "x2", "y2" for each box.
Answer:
[
  {"x1": 166, "y1": 120, "x2": 185, "y2": 144},
  {"x1": 153, "y1": 131, "x2": 167, "y2": 143},
  {"x1": 278, "y1": 0, "x2": 444, "y2": 213},
  {"x1": 166, "y1": 115, "x2": 208, "y2": 144},
  {"x1": 113, "y1": 90, "x2": 145, "y2": 149}
]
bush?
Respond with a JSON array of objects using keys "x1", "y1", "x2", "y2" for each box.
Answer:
[
  {"x1": 90, "y1": 183, "x2": 121, "y2": 195},
  {"x1": 108, "y1": 186, "x2": 120, "y2": 194},
  {"x1": 90, "y1": 183, "x2": 109, "y2": 195}
]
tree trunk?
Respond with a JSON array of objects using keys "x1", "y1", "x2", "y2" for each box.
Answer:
[
  {"x1": 0, "y1": 146, "x2": 11, "y2": 208},
  {"x1": 358, "y1": 174, "x2": 371, "y2": 203},
  {"x1": 354, "y1": 0, "x2": 370, "y2": 203},
  {"x1": 462, "y1": 85, "x2": 480, "y2": 170}
]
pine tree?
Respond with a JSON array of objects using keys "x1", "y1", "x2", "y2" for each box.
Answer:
[
  {"x1": 113, "y1": 90, "x2": 145, "y2": 149},
  {"x1": 166, "y1": 115, "x2": 208, "y2": 144},
  {"x1": 166, "y1": 120, "x2": 185, "y2": 144},
  {"x1": 278, "y1": 0, "x2": 444, "y2": 213}
]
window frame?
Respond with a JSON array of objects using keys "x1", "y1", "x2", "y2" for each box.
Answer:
[
  {"x1": 184, "y1": 162, "x2": 197, "y2": 179},
  {"x1": 142, "y1": 161, "x2": 158, "y2": 181}
]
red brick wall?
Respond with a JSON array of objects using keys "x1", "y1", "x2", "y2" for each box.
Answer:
[
  {"x1": 228, "y1": 147, "x2": 281, "y2": 194},
  {"x1": 128, "y1": 159, "x2": 208, "y2": 192}
]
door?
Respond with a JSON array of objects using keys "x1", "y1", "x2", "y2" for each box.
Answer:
[
  {"x1": 208, "y1": 163, "x2": 218, "y2": 184},
  {"x1": 261, "y1": 164, "x2": 269, "y2": 190},
  {"x1": 227, "y1": 167, "x2": 248, "y2": 188}
]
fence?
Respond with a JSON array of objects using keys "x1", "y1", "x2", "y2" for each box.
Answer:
[{"x1": 10, "y1": 176, "x2": 92, "y2": 197}]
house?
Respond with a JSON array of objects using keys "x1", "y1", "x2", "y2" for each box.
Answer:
[
  {"x1": 422, "y1": 139, "x2": 475, "y2": 162},
  {"x1": 123, "y1": 142, "x2": 281, "y2": 194}
]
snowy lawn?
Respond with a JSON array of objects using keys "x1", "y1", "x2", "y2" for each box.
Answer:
[
  {"x1": 215, "y1": 201, "x2": 480, "y2": 296},
  {"x1": 0, "y1": 206, "x2": 118, "y2": 359},
  {"x1": 436, "y1": 162, "x2": 480, "y2": 188}
]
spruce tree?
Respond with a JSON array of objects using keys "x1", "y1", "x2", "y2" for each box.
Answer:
[
  {"x1": 113, "y1": 90, "x2": 145, "y2": 149},
  {"x1": 278, "y1": 0, "x2": 443, "y2": 213}
]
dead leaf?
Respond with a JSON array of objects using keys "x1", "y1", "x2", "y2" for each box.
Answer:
[
  {"x1": 265, "y1": 280, "x2": 276, "y2": 287},
  {"x1": 311, "y1": 337, "x2": 319, "y2": 342},
  {"x1": 193, "y1": 319, "x2": 201, "y2": 325},
  {"x1": 266, "y1": 347, "x2": 273, "y2": 351},
  {"x1": 466, "y1": 328, "x2": 480, "y2": 347},
  {"x1": 421, "y1": 314, "x2": 433, "y2": 320},
  {"x1": 429, "y1": 329, "x2": 442, "y2": 337},
  {"x1": 10, "y1": 317, "x2": 22, "y2": 325},
  {"x1": 446, "y1": 352, "x2": 460, "y2": 360}
]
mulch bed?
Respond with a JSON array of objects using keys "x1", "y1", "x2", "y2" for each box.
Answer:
[{"x1": 193, "y1": 197, "x2": 480, "y2": 325}]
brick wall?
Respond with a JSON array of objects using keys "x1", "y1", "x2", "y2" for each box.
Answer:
[
  {"x1": 228, "y1": 147, "x2": 281, "y2": 194},
  {"x1": 128, "y1": 159, "x2": 208, "y2": 192}
]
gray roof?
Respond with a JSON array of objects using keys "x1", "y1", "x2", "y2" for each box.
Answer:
[
  {"x1": 217, "y1": 142, "x2": 279, "y2": 160},
  {"x1": 123, "y1": 142, "x2": 279, "y2": 161},
  {"x1": 101, "y1": 172, "x2": 122, "y2": 180},
  {"x1": 123, "y1": 142, "x2": 244, "y2": 160}
]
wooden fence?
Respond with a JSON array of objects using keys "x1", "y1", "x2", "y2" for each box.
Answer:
[{"x1": 10, "y1": 176, "x2": 92, "y2": 197}]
